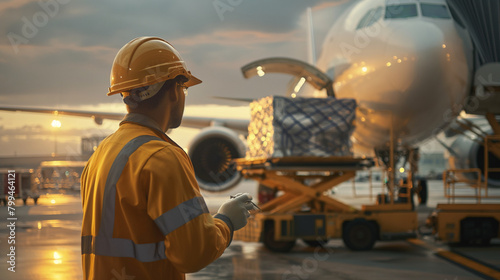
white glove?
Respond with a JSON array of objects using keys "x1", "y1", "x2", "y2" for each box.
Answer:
[{"x1": 216, "y1": 193, "x2": 254, "y2": 231}]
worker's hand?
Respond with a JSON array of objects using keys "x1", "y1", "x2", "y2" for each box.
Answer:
[{"x1": 216, "y1": 193, "x2": 254, "y2": 231}]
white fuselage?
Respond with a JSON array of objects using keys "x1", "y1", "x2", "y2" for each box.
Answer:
[{"x1": 314, "y1": 0, "x2": 473, "y2": 154}]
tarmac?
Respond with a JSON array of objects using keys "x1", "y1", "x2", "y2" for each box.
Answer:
[{"x1": 0, "y1": 179, "x2": 499, "y2": 280}]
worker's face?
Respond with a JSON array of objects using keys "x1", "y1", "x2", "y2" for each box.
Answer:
[{"x1": 168, "y1": 83, "x2": 186, "y2": 129}]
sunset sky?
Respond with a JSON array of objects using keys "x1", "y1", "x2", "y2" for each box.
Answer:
[{"x1": 0, "y1": 0, "x2": 354, "y2": 156}]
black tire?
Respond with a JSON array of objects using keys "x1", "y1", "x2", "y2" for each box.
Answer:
[
  {"x1": 303, "y1": 238, "x2": 329, "y2": 247},
  {"x1": 33, "y1": 197, "x2": 39, "y2": 205},
  {"x1": 263, "y1": 221, "x2": 296, "y2": 253},
  {"x1": 22, "y1": 198, "x2": 27, "y2": 205},
  {"x1": 480, "y1": 238, "x2": 491, "y2": 246},
  {"x1": 417, "y1": 179, "x2": 428, "y2": 205},
  {"x1": 343, "y1": 220, "x2": 377, "y2": 251},
  {"x1": 460, "y1": 217, "x2": 498, "y2": 246}
]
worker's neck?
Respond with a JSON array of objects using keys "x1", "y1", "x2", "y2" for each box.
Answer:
[{"x1": 128, "y1": 108, "x2": 171, "y2": 133}]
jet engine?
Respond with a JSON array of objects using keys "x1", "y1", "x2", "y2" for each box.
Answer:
[
  {"x1": 188, "y1": 126, "x2": 246, "y2": 192},
  {"x1": 448, "y1": 135, "x2": 500, "y2": 188}
]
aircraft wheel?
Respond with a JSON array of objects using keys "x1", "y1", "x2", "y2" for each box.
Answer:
[
  {"x1": 263, "y1": 221, "x2": 295, "y2": 252},
  {"x1": 417, "y1": 179, "x2": 428, "y2": 205},
  {"x1": 343, "y1": 219, "x2": 377, "y2": 251},
  {"x1": 33, "y1": 197, "x2": 39, "y2": 205}
]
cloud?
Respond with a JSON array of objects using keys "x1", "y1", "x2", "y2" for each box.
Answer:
[
  {"x1": 175, "y1": 29, "x2": 300, "y2": 47},
  {"x1": 0, "y1": 0, "x2": 35, "y2": 12},
  {"x1": 312, "y1": 0, "x2": 353, "y2": 11},
  {"x1": 0, "y1": 0, "x2": 357, "y2": 108}
]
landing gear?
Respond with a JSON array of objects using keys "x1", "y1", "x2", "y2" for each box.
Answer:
[
  {"x1": 416, "y1": 179, "x2": 428, "y2": 205},
  {"x1": 376, "y1": 146, "x2": 422, "y2": 207}
]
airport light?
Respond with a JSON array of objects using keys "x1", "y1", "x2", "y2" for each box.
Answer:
[
  {"x1": 53, "y1": 251, "x2": 62, "y2": 264},
  {"x1": 293, "y1": 77, "x2": 306, "y2": 93},
  {"x1": 256, "y1": 66, "x2": 265, "y2": 77},
  {"x1": 362, "y1": 67, "x2": 368, "y2": 73},
  {"x1": 399, "y1": 167, "x2": 405, "y2": 173},
  {"x1": 51, "y1": 119, "x2": 61, "y2": 156},
  {"x1": 51, "y1": 119, "x2": 61, "y2": 128}
]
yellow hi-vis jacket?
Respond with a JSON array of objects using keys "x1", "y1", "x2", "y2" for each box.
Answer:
[{"x1": 81, "y1": 114, "x2": 233, "y2": 280}]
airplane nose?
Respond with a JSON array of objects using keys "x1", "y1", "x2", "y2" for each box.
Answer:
[
  {"x1": 386, "y1": 21, "x2": 445, "y2": 55},
  {"x1": 384, "y1": 22, "x2": 443, "y2": 91},
  {"x1": 382, "y1": 21, "x2": 463, "y2": 114}
]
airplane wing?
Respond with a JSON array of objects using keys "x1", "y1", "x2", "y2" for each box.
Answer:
[
  {"x1": 0, "y1": 105, "x2": 124, "y2": 125},
  {"x1": 0, "y1": 105, "x2": 249, "y2": 132}
]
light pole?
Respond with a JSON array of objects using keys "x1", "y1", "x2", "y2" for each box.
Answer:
[{"x1": 51, "y1": 119, "x2": 61, "y2": 156}]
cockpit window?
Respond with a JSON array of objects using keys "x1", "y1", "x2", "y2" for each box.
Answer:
[
  {"x1": 369, "y1": 7, "x2": 384, "y2": 26},
  {"x1": 356, "y1": 7, "x2": 384, "y2": 30},
  {"x1": 385, "y1": 4, "x2": 418, "y2": 19},
  {"x1": 357, "y1": 9, "x2": 376, "y2": 29},
  {"x1": 421, "y1": 3, "x2": 451, "y2": 19}
]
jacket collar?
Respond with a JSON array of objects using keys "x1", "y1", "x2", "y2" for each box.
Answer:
[
  {"x1": 120, "y1": 113, "x2": 165, "y2": 136},
  {"x1": 119, "y1": 113, "x2": 185, "y2": 150}
]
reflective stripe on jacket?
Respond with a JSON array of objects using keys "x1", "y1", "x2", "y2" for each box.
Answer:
[{"x1": 81, "y1": 114, "x2": 232, "y2": 280}]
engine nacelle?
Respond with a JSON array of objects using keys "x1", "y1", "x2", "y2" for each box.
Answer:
[
  {"x1": 188, "y1": 126, "x2": 246, "y2": 192},
  {"x1": 448, "y1": 135, "x2": 500, "y2": 188}
]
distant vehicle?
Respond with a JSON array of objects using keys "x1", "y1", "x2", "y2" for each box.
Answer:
[
  {"x1": 34, "y1": 161, "x2": 87, "y2": 193},
  {"x1": 0, "y1": 168, "x2": 39, "y2": 205}
]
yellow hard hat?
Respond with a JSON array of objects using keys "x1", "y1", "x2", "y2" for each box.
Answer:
[{"x1": 107, "y1": 37, "x2": 202, "y2": 96}]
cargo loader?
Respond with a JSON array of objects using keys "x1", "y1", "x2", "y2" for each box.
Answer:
[
  {"x1": 426, "y1": 135, "x2": 500, "y2": 245},
  {"x1": 233, "y1": 156, "x2": 419, "y2": 252}
]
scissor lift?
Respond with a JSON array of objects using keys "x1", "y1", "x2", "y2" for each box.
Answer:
[{"x1": 233, "y1": 156, "x2": 418, "y2": 252}]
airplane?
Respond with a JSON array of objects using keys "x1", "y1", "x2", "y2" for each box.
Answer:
[{"x1": 1, "y1": 0, "x2": 499, "y2": 192}]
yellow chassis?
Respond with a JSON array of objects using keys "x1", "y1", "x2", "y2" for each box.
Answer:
[{"x1": 233, "y1": 156, "x2": 418, "y2": 251}]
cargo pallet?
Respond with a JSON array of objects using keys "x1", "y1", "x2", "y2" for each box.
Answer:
[{"x1": 233, "y1": 156, "x2": 418, "y2": 252}]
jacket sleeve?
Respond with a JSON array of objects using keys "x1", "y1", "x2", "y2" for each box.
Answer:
[{"x1": 142, "y1": 145, "x2": 232, "y2": 273}]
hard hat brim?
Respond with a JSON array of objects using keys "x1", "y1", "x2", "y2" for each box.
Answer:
[{"x1": 185, "y1": 74, "x2": 202, "y2": 87}]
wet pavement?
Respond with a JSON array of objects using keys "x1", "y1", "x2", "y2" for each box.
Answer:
[{"x1": 0, "y1": 180, "x2": 499, "y2": 280}]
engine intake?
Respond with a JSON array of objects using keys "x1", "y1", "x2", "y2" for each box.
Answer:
[
  {"x1": 448, "y1": 135, "x2": 500, "y2": 188},
  {"x1": 188, "y1": 127, "x2": 246, "y2": 192}
]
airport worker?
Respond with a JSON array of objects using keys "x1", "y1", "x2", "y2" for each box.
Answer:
[{"x1": 81, "y1": 36, "x2": 254, "y2": 280}]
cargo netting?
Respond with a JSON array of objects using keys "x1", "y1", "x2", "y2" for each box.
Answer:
[{"x1": 246, "y1": 96, "x2": 356, "y2": 159}]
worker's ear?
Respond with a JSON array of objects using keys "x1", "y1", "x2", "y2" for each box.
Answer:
[{"x1": 168, "y1": 83, "x2": 181, "y2": 103}]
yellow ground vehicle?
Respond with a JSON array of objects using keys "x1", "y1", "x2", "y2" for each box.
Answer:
[
  {"x1": 0, "y1": 168, "x2": 39, "y2": 205},
  {"x1": 428, "y1": 136, "x2": 500, "y2": 244},
  {"x1": 34, "y1": 160, "x2": 87, "y2": 192},
  {"x1": 233, "y1": 156, "x2": 418, "y2": 252}
]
